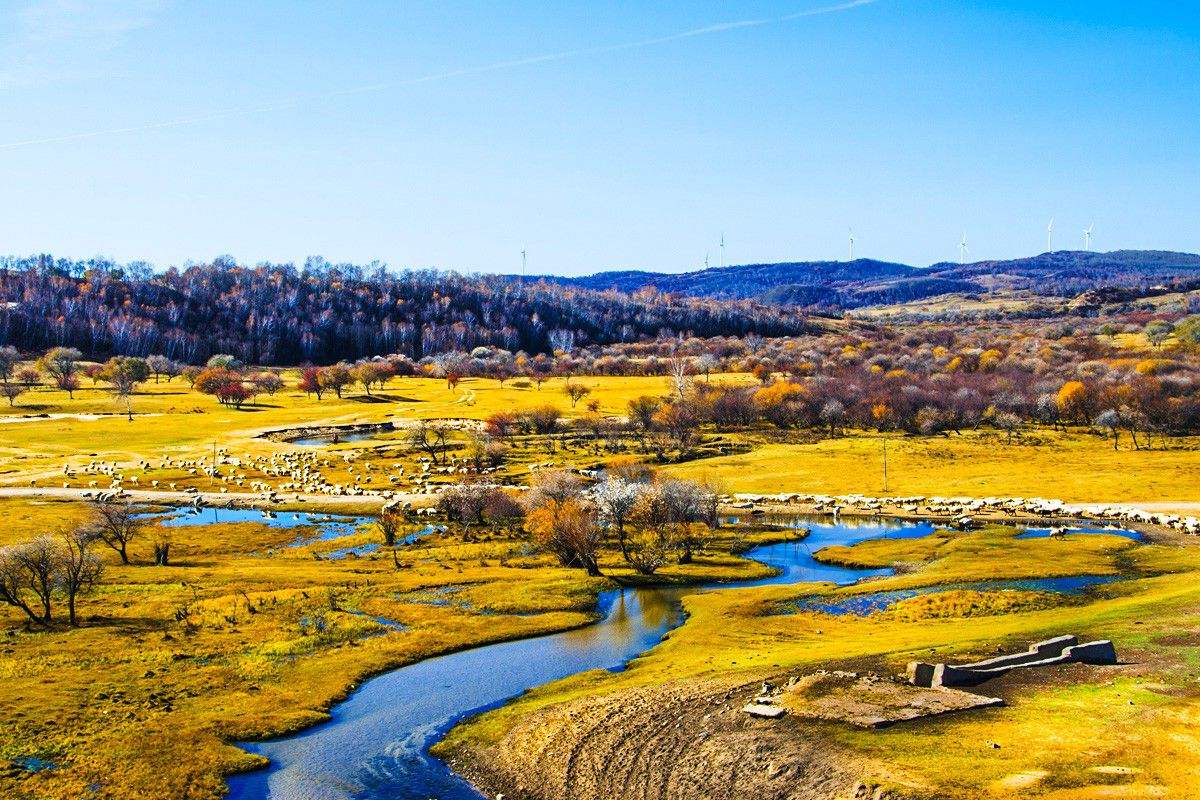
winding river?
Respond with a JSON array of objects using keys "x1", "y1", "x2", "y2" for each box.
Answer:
[{"x1": 224, "y1": 516, "x2": 1128, "y2": 800}]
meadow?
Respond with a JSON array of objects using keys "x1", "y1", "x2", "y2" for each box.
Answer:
[
  {"x1": 438, "y1": 525, "x2": 1200, "y2": 799},
  {"x1": 0, "y1": 371, "x2": 1198, "y2": 799},
  {"x1": 3, "y1": 372, "x2": 1196, "y2": 507}
]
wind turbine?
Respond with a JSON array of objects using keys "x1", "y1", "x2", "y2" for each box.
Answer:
[
  {"x1": 958, "y1": 232, "x2": 969, "y2": 264},
  {"x1": 848, "y1": 229, "x2": 856, "y2": 261},
  {"x1": 521, "y1": 247, "x2": 527, "y2": 279},
  {"x1": 1046, "y1": 218, "x2": 1055, "y2": 252},
  {"x1": 719, "y1": 233, "x2": 726, "y2": 268},
  {"x1": 1083, "y1": 222, "x2": 1094, "y2": 251}
]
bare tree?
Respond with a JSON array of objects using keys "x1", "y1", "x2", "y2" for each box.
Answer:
[
  {"x1": 1095, "y1": 409, "x2": 1122, "y2": 450},
  {"x1": 993, "y1": 411, "x2": 1022, "y2": 444},
  {"x1": 87, "y1": 501, "x2": 144, "y2": 565},
  {"x1": 694, "y1": 354, "x2": 718, "y2": 384},
  {"x1": 627, "y1": 395, "x2": 661, "y2": 447},
  {"x1": 819, "y1": 399, "x2": 846, "y2": 437},
  {"x1": 146, "y1": 355, "x2": 173, "y2": 383},
  {"x1": 562, "y1": 381, "x2": 591, "y2": 408},
  {"x1": 408, "y1": 421, "x2": 450, "y2": 465},
  {"x1": 1, "y1": 382, "x2": 25, "y2": 406},
  {"x1": 58, "y1": 530, "x2": 104, "y2": 626},
  {"x1": 633, "y1": 479, "x2": 716, "y2": 564},
  {"x1": 523, "y1": 405, "x2": 562, "y2": 435},
  {"x1": 0, "y1": 537, "x2": 58, "y2": 625},
  {"x1": 252, "y1": 371, "x2": 284, "y2": 398},
  {"x1": 593, "y1": 477, "x2": 644, "y2": 560},
  {"x1": 0, "y1": 345, "x2": 18, "y2": 385},
  {"x1": 668, "y1": 353, "x2": 692, "y2": 400},
  {"x1": 440, "y1": 481, "x2": 508, "y2": 535},
  {"x1": 622, "y1": 520, "x2": 672, "y2": 576}
]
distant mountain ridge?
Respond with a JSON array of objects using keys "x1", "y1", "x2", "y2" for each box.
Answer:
[{"x1": 547, "y1": 250, "x2": 1200, "y2": 308}]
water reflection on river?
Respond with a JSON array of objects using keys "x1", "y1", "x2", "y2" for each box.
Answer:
[
  {"x1": 224, "y1": 517, "x2": 923, "y2": 800},
  {"x1": 225, "y1": 515, "x2": 1136, "y2": 800},
  {"x1": 226, "y1": 583, "x2": 700, "y2": 800}
]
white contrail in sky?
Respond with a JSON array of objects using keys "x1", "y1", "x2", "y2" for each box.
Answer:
[{"x1": 0, "y1": 0, "x2": 879, "y2": 152}]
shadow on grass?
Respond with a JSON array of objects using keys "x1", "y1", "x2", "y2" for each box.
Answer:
[{"x1": 346, "y1": 394, "x2": 415, "y2": 403}]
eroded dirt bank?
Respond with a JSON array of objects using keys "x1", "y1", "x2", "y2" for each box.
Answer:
[{"x1": 442, "y1": 675, "x2": 913, "y2": 800}]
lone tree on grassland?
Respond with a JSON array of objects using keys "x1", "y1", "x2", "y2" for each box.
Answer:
[
  {"x1": 0, "y1": 537, "x2": 57, "y2": 625},
  {"x1": 101, "y1": 356, "x2": 150, "y2": 421},
  {"x1": 38, "y1": 346, "x2": 82, "y2": 398},
  {"x1": 563, "y1": 381, "x2": 591, "y2": 408},
  {"x1": 1, "y1": 382, "x2": 25, "y2": 406},
  {"x1": 58, "y1": 530, "x2": 105, "y2": 625},
  {"x1": 86, "y1": 501, "x2": 145, "y2": 565},
  {"x1": 408, "y1": 420, "x2": 451, "y2": 465}
]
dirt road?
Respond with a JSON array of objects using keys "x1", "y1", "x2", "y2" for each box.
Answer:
[{"x1": 0, "y1": 486, "x2": 433, "y2": 511}]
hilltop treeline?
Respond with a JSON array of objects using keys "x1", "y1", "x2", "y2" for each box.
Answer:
[{"x1": 0, "y1": 255, "x2": 814, "y2": 365}]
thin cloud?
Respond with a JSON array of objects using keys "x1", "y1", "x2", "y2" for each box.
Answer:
[
  {"x1": 0, "y1": 0, "x2": 167, "y2": 89},
  {"x1": 0, "y1": 0, "x2": 879, "y2": 151}
]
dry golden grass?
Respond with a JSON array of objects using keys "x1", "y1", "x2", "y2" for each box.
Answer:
[
  {"x1": 666, "y1": 429, "x2": 1200, "y2": 504},
  {"x1": 0, "y1": 494, "x2": 788, "y2": 800},
  {"x1": 2, "y1": 372, "x2": 1200, "y2": 799},
  {"x1": 442, "y1": 526, "x2": 1200, "y2": 799}
]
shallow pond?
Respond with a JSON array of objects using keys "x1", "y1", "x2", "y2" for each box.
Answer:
[
  {"x1": 144, "y1": 506, "x2": 373, "y2": 543},
  {"x1": 225, "y1": 516, "x2": 1138, "y2": 800},
  {"x1": 144, "y1": 506, "x2": 442, "y2": 558},
  {"x1": 723, "y1": 515, "x2": 940, "y2": 587},
  {"x1": 291, "y1": 430, "x2": 384, "y2": 446},
  {"x1": 1015, "y1": 525, "x2": 1146, "y2": 542},
  {"x1": 790, "y1": 574, "x2": 1125, "y2": 617}
]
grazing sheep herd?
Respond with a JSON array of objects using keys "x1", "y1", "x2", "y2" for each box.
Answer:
[
  {"x1": 21, "y1": 440, "x2": 1200, "y2": 538},
  {"x1": 54, "y1": 449, "x2": 446, "y2": 499},
  {"x1": 728, "y1": 492, "x2": 1200, "y2": 534}
]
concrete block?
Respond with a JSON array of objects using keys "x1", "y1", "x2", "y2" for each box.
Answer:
[
  {"x1": 932, "y1": 663, "x2": 990, "y2": 688},
  {"x1": 918, "y1": 635, "x2": 1115, "y2": 688},
  {"x1": 963, "y1": 635, "x2": 1078, "y2": 670},
  {"x1": 907, "y1": 661, "x2": 937, "y2": 688},
  {"x1": 1032, "y1": 635, "x2": 1079, "y2": 656},
  {"x1": 1064, "y1": 640, "x2": 1117, "y2": 665}
]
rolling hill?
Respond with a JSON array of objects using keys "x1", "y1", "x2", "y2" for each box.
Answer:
[{"x1": 548, "y1": 250, "x2": 1200, "y2": 309}]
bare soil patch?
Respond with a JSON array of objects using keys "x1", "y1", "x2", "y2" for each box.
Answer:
[{"x1": 445, "y1": 675, "x2": 922, "y2": 800}]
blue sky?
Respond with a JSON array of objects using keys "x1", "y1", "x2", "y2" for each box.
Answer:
[{"x1": 1, "y1": 1, "x2": 1197, "y2": 275}]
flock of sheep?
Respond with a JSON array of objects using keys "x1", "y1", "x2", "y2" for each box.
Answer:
[
  {"x1": 728, "y1": 492, "x2": 1200, "y2": 535},
  {"x1": 38, "y1": 444, "x2": 1200, "y2": 538}
]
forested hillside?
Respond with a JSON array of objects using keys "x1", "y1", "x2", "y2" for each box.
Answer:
[{"x1": 0, "y1": 255, "x2": 814, "y2": 365}]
